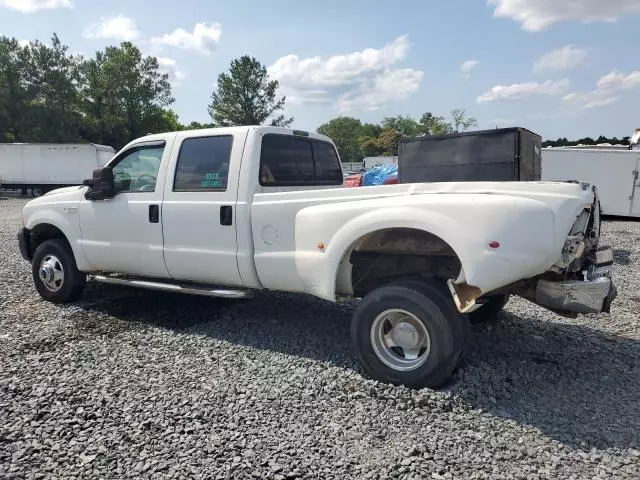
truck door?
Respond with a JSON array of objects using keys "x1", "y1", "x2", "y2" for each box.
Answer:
[
  {"x1": 161, "y1": 132, "x2": 245, "y2": 286},
  {"x1": 79, "y1": 140, "x2": 171, "y2": 278}
]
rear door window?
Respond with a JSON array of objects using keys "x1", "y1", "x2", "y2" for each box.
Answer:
[{"x1": 174, "y1": 136, "x2": 233, "y2": 191}]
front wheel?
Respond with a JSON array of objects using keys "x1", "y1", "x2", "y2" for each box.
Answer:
[
  {"x1": 351, "y1": 283, "x2": 460, "y2": 389},
  {"x1": 32, "y1": 239, "x2": 86, "y2": 303}
]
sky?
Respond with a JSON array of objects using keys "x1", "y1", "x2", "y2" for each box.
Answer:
[{"x1": 1, "y1": 0, "x2": 639, "y2": 140}]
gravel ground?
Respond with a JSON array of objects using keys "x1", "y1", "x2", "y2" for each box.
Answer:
[{"x1": 1, "y1": 195, "x2": 639, "y2": 479}]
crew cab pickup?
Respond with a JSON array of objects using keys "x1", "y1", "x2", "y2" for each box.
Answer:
[{"x1": 18, "y1": 127, "x2": 617, "y2": 388}]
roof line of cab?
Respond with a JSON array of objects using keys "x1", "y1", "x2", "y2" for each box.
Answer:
[{"x1": 124, "y1": 126, "x2": 330, "y2": 151}]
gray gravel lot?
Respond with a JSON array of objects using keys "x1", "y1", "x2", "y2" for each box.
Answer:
[{"x1": 1, "y1": 195, "x2": 639, "y2": 479}]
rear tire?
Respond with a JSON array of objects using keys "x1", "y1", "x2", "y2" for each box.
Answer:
[
  {"x1": 32, "y1": 239, "x2": 86, "y2": 303},
  {"x1": 468, "y1": 294, "x2": 509, "y2": 324},
  {"x1": 389, "y1": 278, "x2": 470, "y2": 364},
  {"x1": 351, "y1": 282, "x2": 460, "y2": 389}
]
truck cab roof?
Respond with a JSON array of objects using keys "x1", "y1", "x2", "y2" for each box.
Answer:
[{"x1": 130, "y1": 126, "x2": 332, "y2": 150}]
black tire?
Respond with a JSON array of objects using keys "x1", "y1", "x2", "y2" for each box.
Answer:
[
  {"x1": 351, "y1": 283, "x2": 459, "y2": 389},
  {"x1": 31, "y1": 187, "x2": 46, "y2": 197},
  {"x1": 390, "y1": 278, "x2": 471, "y2": 364},
  {"x1": 32, "y1": 239, "x2": 86, "y2": 303},
  {"x1": 468, "y1": 294, "x2": 509, "y2": 324}
]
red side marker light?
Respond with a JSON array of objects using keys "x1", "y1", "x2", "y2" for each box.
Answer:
[{"x1": 489, "y1": 241, "x2": 500, "y2": 249}]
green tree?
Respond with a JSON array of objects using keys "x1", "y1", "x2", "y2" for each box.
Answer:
[
  {"x1": 359, "y1": 128, "x2": 401, "y2": 156},
  {"x1": 381, "y1": 115, "x2": 421, "y2": 138},
  {"x1": 578, "y1": 137, "x2": 596, "y2": 145},
  {"x1": 317, "y1": 116, "x2": 363, "y2": 163},
  {"x1": 208, "y1": 55, "x2": 292, "y2": 127},
  {"x1": 80, "y1": 42, "x2": 174, "y2": 148},
  {"x1": 418, "y1": 112, "x2": 452, "y2": 136},
  {"x1": 160, "y1": 109, "x2": 184, "y2": 131},
  {"x1": 450, "y1": 109, "x2": 477, "y2": 133},
  {"x1": 377, "y1": 116, "x2": 423, "y2": 155},
  {"x1": 360, "y1": 122, "x2": 382, "y2": 139},
  {"x1": 185, "y1": 121, "x2": 216, "y2": 130},
  {"x1": 22, "y1": 34, "x2": 83, "y2": 142},
  {"x1": 0, "y1": 36, "x2": 29, "y2": 142}
]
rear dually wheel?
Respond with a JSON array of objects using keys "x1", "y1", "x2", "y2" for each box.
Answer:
[{"x1": 351, "y1": 281, "x2": 463, "y2": 389}]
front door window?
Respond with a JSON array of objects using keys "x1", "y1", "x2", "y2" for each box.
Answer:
[{"x1": 111, "y1": 146, "x2": 164, "y2": 194}]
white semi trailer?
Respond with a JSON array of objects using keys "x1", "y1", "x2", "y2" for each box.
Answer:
[
  {"x1": 542, "y1": 147, "x2": 640, "y2": 218},
  {"x1": 0, "y1": 143, "x2": 114, "y2": 197}
]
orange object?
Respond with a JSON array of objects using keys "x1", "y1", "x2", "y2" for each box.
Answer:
[
  {"x1": 344, "y1": 174, "x2": 362, "y2": 187},
  {"x1": 383, "y1": 175, "x2": 399, "y2": 185}
]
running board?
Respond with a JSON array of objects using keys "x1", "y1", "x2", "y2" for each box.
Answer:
[{"x1": 90, "y1": 274, "x2": 252, "y2": 299}]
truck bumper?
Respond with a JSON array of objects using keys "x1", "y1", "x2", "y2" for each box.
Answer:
[
  {"x1": 535, "y1": 246, "x2": 617, "y2": 314},
  {"x1": 17, "y1": 228, "x2": 31, "y2": 261}
]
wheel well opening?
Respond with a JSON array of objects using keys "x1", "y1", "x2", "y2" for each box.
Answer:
[
  {"x1": 336, "y1": 228, "x2": 462, "y2": 298},
  {"x1": 29, "y1": 224, "x2": 70, "y2": 258}
]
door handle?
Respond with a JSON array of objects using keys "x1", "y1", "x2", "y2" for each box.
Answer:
[
  {"x1": 220, "y1": 205, "x2": 233, "y2": 226},
  {"x1": 149, "y1": 204, "x2": 159, "y2": 223}
]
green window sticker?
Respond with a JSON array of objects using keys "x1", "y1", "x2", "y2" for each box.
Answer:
[{"x1": 201, "y1": 172, "x2": 223, "y2": 188}]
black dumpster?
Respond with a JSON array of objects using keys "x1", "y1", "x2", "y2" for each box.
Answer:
[{"x1": 398, "y1": 127, "x2": 541, "y2": 183}]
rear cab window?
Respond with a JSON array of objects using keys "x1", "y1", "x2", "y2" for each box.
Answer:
[{"x1": 260, "y1": 134, "x2": 342, "y2": 187}]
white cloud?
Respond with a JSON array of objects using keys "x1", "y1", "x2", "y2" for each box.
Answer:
[
  {"x1": 0, "y1": 0, "x2": 71, "y2": 13},
  {"x1": 268, "y1": 36, "x2": 423, "y2": 111},
  {"x1": 597, "y1": 70, "x2": 640, "y2": 91},
  {"x1": 270, "y1": 36, "x2": 410, "y2": 87},
  {"x1": 156, "y1": 56, "x2": 186, "y2": 84},
  {"x1": 477, "y1": 79, "x2": 570, "y2": 103},
  {"x1": 563, "y1": 69, "x2": 640, "y2": 109},
  {"x1": 83, "y1": 15, "x2": 140, "y2": 41},
  {"x1": 460, "y1": 60, "x2": 480, "y2": 80},
  {"x1": 18, "y1": 39, "x2": 31, "y2": 48},
  {"x1": 338, "y1": 68, "x2": 423, "y2": 111},
  {"x1": 563, "y1": 91, "x2": 618, "y2": 109},
  {"x1": 460, "y1": 60, "x2": 479, "y2": 73},
  {"x1": 533, "y1": 45, "x2": 587, "y2": 73},
  {"x1": 151, "y1": 23, "x2": 221, "y2": 54},
  {"x1": 488, "y1": 0, "x2": 640, "y2": 31}
]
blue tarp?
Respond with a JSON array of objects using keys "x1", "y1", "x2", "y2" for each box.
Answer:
[{"x1": 362, "y1": 164, "x2": 398, "y2": 186}]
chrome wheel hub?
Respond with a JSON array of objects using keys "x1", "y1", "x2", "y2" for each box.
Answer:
[
  {"x1": 39, "y1": 255, "x2": 64, "y2": 292},
  {"x1": 371, "y1": 309, "x2": 431, "y2": 372},
  {"x1": 392, "y1": 322, "x2": 421, "y2": 349}
]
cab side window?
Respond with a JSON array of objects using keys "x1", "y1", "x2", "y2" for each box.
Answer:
[
  {"x1": 259, "y1": 134, "x2": 314, "y2": 186},
  {"x1": 313, "y1": 141, "x2": 343, "y2": 185},
  {"x1": 111, "y1": 146, "x2": 164, "y2": 194},
  {"x1": 260, "y1": 134, "x2": 342, "y2": 186},
  {"x1": 173, "y1": 136, "x2": 234, "y2": 191}
]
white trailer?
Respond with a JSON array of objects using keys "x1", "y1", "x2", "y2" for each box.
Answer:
[
  {"x1": 542, "y1": 147, "x2": 640, "y2": 218},
  {"x1": 0, "y1": 143, "x2": 115, "y2": 197}
]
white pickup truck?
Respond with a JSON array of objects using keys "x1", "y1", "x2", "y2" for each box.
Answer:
[{"x1": 18, "y1": 126, "x2": 617, "y2": 388}]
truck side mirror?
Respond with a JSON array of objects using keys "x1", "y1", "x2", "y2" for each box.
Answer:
[{"x1": 85, "y1": 167, "x2": 115, "y2": 200}]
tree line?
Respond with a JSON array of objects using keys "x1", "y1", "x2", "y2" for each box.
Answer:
[
  {"x1": 317, "y1": 110, "x2": 478, "y2": 163},
  {"x1": 542, "y1": 136, "x2": 632, "y2": 148},
  {"x1": 0, "y1": 34, "x2": 290, "y2": 149}
]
